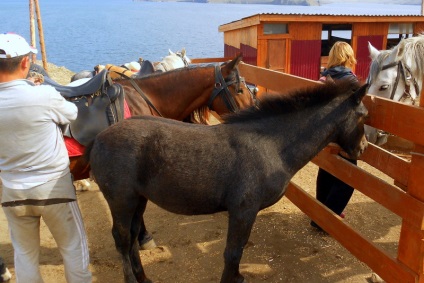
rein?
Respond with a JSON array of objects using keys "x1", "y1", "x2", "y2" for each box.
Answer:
[
  {"x1": 380, "y1": 60, "x2": 420, "y2": 103},
  {"x1": 208, "y1": 64, "x2": 240, "y2": 113}
]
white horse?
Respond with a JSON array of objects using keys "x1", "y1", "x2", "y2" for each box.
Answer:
[
  {"x1": 365, "y1": 35, "x2": 424, "y2": 146},
  {"x1": 153, "y1": 48, "x2": 191, "y2": 72},
  {"x1": 367, "y1": 35, "x2": 424, "y2": 104}
]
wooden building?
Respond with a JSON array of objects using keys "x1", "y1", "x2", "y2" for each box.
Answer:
[{"x1": 219, "y1": 13, "x2": 424, "y2": 82}]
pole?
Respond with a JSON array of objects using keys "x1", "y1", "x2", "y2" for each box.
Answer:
[
  {"x1": 422, "y1": 0, "x2": 424, "y2": 16},
  {"x1": 29, "y1": 0, "x2": 36, "y2": 63},
  {"x1": 34, "y1": 0, "x2": 48, "y2": 71}
]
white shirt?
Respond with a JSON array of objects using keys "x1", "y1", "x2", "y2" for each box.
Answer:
[{"x1": 0, "y1": 79, "x2": 77, "y2": 189}]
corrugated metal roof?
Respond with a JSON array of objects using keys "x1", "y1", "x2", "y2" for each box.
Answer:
[
  {"x1": 220, "y1": 12, "x2": 424, "y2": 26},
  {"x1": 246, "y1": 12, "x2": 423, "y2": 18}
]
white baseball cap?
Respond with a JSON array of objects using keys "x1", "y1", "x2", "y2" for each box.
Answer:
[{"x1": 0, "y1": 33, "x2": 38, "y2": 59}]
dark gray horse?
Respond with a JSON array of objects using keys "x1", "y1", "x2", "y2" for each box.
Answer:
[{"x1": 86, "y1": 80, "x2": 369, "y2": 283}]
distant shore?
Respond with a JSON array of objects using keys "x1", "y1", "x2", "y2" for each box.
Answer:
[
  {"x1": 133, "y1": 0, "x2": 419, "y2": 5},
  {"x1": 134, "y1": 0, "x2": 319, "y2": 5},
  {"x1": 36, "y1": 61, "x2": 75, "y2": 85}
]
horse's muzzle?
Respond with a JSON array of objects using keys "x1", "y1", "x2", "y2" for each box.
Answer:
[{"x1": 355, "y1": 135, "x2": 369, "y2": 158}]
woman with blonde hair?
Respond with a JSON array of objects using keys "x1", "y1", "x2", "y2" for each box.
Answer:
[
  {"x1": 312, "y1": 41, "x2": 359, "y2": 231},
  {"x1": 319, "y1": 41, "x2": 357, "y2": 82}
]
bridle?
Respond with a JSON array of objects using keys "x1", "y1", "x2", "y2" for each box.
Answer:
[
  {"x1": 207, "y1": 64, "x2": 256, "y2": 113},
  {"x1": 370, "y1": 59, "x2": 420, "y2": 104},
  {"x1": 366, "y1": 59, "x2": 420, "y2": 143},
  {"x1": 175, "y1": 52, "x2": 190, "y2": 67}
]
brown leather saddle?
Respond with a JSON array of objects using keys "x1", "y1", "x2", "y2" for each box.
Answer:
[{"x1": 43, "y1": 69, "x2": 125, "y2": 146}]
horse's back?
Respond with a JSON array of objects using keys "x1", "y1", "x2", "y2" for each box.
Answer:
[
  {"x1": 93, "y1": 116, "x2": 217, "y2": 155},
  {"x1": 89, "y1": 116, "x2": 250, "y2": 214}
]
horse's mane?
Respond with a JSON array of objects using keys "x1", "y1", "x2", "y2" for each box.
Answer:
[
  {"x1": 115, "y1": 62, "x2": 217, "y2": 82},
  {"x1": 223, "y1": 80, "x2": 358, "y2": 124},
  {"x1": 369, "y1": 34, "x2": 424, "y2": 83}
]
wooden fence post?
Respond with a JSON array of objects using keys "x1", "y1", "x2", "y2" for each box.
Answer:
[
  {"x1": 29, "y1": 0, "x2": 36, "y2": 63},
  {"x1": 33, "y1": 0, "x2": 47, "y2": 71},
  {"x1": 396, "y1": 76, "x2": 424, "y2": 282}
]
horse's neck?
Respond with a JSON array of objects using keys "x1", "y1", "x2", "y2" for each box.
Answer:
[
  {"x1": 247, "y1": 107, "x2": 339, "y2": 176},
  {"x1": 124, "y1": 70, "x2": 215, "y2": 120}
]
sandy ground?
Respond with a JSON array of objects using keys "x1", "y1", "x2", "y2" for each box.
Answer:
[{"x1": 0, "y1": 63, "x2": 400, "y2": 283}]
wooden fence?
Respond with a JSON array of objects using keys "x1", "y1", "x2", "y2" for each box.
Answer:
[{"x1": 194, "y1": 57, "x2": 424, "y2": 283}]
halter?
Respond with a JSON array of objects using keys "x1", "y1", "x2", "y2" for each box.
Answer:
[
  {"x1": 208, "y1": 64, "x2": 242, "y2": 113},
  {"x1": 379, "y1": 60, "x2": 420, "y2": 103},
  {"x1": 175, "y1": 52, "x2": 190, "y2": 67}
]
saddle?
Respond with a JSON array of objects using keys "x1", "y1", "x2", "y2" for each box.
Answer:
[
  {"x1": 134, "y1": 60, "x2": 155, "y2": 77},
  {"x1": 43, "y1": 69, "x2": 125, "y2": 146}
]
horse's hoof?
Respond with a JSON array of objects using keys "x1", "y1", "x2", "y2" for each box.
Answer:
[
  {"x1": 139, "y1": 238, "x2": 157, "y2": 250},
  {"x1": 0, "y1": 267, "x2": 11, "y2": 282}
]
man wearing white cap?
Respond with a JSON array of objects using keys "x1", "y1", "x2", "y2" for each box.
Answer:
[{"x1": 0, "y1": 33, "x2": 92, "y2": 283}]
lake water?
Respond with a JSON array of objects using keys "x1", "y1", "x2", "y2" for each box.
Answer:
[{"x1": 1, "y1": 0, "x2": 421, "y2": 72}]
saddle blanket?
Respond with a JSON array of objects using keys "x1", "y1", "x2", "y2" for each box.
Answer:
[{"x1": 65, "y1": 98, "x2": 132, "y2": 157}]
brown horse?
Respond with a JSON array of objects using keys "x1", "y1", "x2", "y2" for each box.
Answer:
[{"x1": 69, "y1": 54, "x2": 256, "y2": 181}]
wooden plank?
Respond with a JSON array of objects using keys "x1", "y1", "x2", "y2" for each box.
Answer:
[
  {"x1": 289, "y1": 22, "x2": 322, "y2": 40},
  {"x1": 285, "y1": 182, "x2": 418, "y2": 283},
  {"x1": 396, "y1": 145, "x2": 424, "y2": 278},
  {"x1": 363, "y1": 95, "x2": 424, "y2": 147},
  {"x1": 360, "y1": 143, "x2": 410, "y2": 189},
  {"x1": 238, "y1": 62, "x2": 319, "y2": 94},
  {"x1": 398, "y1": 221, "x2": 424, "y2": 276},
  {"x1": 191, "y1": 57, "x2": 233, "y2": 64},
  {"x1": 313, "y1": 148, "x2": 424, "y2": 229},
  {"x1": 218, "y1": 15, "x2": 260, "y2": 32}
]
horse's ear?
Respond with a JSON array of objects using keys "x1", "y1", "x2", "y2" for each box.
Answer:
[
  {"x1": 387, "y1": 40, "x2": 405, "y2": 63},
  {"x1": 168, "y1": 49, "x2": 175, "y2": 55},
  {"x1": 353, "y1": 83, "x2": 368, "y2": 104},
  {"x1": 181, "y1": 48, "x2": 186, "y2": 56},
  {"x1": 368, "y1": 42, "x2": 380, "y2": 60},
  {"x1": 223, "y1": 53, "x2": 243, "y2": 71}
]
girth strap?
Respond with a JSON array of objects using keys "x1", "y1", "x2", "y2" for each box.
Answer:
[{"x1": 117, "y1": 72, "x2": 164, "y2": 117}]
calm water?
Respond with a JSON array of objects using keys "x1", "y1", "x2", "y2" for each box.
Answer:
[{"x1": 1, "y1": 0, "x2": 421, "y2": 72}]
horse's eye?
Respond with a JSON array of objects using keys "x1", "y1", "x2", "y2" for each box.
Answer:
[{"x1": 379, "y1": 85, "x2": 389, "y2": 91}]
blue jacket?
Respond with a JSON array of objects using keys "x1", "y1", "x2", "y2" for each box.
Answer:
[{"x1": 320, "y1": 66, "x2": 358, "y2": 83}]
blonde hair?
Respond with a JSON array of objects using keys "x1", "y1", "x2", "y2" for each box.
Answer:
[{"x1": 327, "y1": 41, "x2": 357, "y2": 69}]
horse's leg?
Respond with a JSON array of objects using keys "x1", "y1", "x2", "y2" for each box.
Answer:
[
  {"x1": 0, "y1": 256, "x2": 11, "y2": 282},
  {"x1": 138, "y1": 209, "x2": 156, "y2": 250},
  {"x1": 220, "y1": 209, "x2": 258, "y2": 283},
  {"x1": 109, "y1": 197, "x2": 151, "y2": 283},
  {"x1": 130, "y1": 198, "x2": 153, "y2": 283}
]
